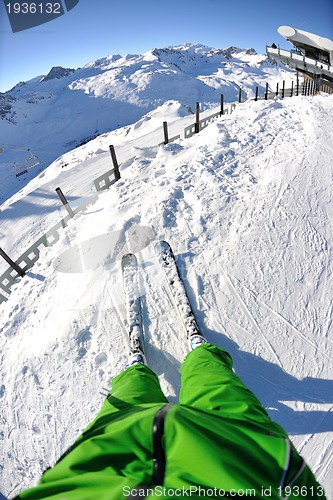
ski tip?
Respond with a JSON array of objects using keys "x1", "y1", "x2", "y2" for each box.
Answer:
[
  {"x1": 155, "y1": 240, "x2": 172, "y2": 252},
  {"x1": 121, "y1": 253, "x2": 138, "y2": 269}
]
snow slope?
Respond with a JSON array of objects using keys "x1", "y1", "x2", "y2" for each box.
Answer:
[
  {"x1": 0, "y1": 43, "x2": 295, "y2": 204},
  {"x1": 0, "y1": 94, "x2": 332, "y2": 498}
]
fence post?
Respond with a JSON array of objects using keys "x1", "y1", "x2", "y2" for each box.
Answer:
[
  {"x1": 195, "y1": 102, "x2": 200, "y2": 133},
  {"x1": 255, "y1": 87, "x2": 258, "y2": 101},
  {"x1": 238, "y1": 88, "x2": 242, "y2": 103},
  {"x1": 109, "y1": 145, "x2": 121, "y2": 181},
  {"x1": 276, "y1": 83, "x2": 279, "y2": 96},
  {"x1": 265, "y1": 83, "x2": 268, "y2": 100},
  {"x1": 220, "y1": 94, "x2": 224, "y2": 116},
  {"x1": 55, "y1": 187, "x2": 75, "y2": 218},
  {"x1": 291, "y1": 81, "x2": 294, "y2": 97},
  {"x1": 282, "y1": 80, "x2": 285, "y2": 98},
  {"x1": 0, "y1": 248, "x2": 25, "y2": 277},
  {"x1": 163, "y1": 121, "x2": 169, "y2": 145}
]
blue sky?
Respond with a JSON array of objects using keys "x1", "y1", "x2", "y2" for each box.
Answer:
[{"x1": 0, "y1": 0, "x2": 332, "y2": 92}]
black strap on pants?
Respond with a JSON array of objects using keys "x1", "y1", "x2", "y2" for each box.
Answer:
[{"x1": 151, "y1": 403, "x2": 173, "y2": 485}]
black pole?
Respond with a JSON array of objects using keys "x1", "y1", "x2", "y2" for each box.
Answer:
[
  {"x1": 255, "y1": 87, "x2": 258, "y2": 102},
  {"x1": 0, "y1": 248, "x2": 25, "y2": 277},
  {"x1": 276, "y1": 83, "x2": 279, "y2": 96},
  {"x1": 163, "y1": 121, "x2": 169, "y2": 145},
  {"x1": 265, "y1": 83, "x2": 268, "y2": 100},
  {"x1": 291, "y1": 81, "x2": 294, "y2": 97},
  {"x1": 282, "y1": 80, "x2": 285, "y2": 98},
  {"x1": 220, "y1": 94, "x2": 224, "y2": 116},
  {"x1": 238, "y1": 88, "x2": 242, "y2": 103},
  {"x1": 316, "y1": 78, "x2": 319, "y2": 93},
  {"x1": 55, "y1": 187, "x2": 75, "y2": 218},
  {"x1": 195, "y1": 102, "x2": 200, "y2": 133},
  {"x1": 109, "y1": 145, "x2": 121, "y2": 181}
]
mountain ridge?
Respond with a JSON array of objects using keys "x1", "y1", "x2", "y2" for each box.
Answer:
[{"x1": 0, "y1": 42, "x2": 295, "y2": 203}]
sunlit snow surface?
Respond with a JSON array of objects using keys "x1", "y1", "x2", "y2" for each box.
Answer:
[
  {"x1": 0, "y1": 44, "x2": 294, "y2": 203},
  {"x1": 0, "y1": 88, "x2": 332, "y2": 496}
]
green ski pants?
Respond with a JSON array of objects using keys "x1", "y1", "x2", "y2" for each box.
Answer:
[
  {"x1": 16, "y1": 344, "x2": 325, "y2": 499},
  {"x1": 94, "y1": 343, "x2": 271, "y2": 424}
]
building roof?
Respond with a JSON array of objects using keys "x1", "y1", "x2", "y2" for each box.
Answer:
[{"x1": 278, "y1": 26, "x2": 333, "y2": 65}]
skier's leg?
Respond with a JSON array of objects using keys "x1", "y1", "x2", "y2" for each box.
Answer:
[
  {"x1": 60, "y1": 364, "x2": 168, "y2": 455},
  {"x1": 47, "y1": 364, "x2": 168, "y2": 476},
  {"x1": 97, "y1": 364, "x2": 169, "y2": 418},
  {"x1": 179, "y1": 343, "x2": 271, "y2": 423}
]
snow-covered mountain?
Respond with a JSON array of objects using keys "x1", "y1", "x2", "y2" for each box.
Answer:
[{"x1": 0, "y1": 43, "x2": 294, "y2": 203}]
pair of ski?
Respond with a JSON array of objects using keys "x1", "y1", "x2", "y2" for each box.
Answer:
[{"x1": 121, "y1": 241, "x2": 201, "y2": 361}]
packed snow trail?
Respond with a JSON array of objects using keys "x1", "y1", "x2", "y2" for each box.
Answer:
[
  {"x1": 0, "y1": 95, "x2": 332, "y2": 498},
  {"x1": 0, "y1": 102, "x2": 236, "y2": 280}
]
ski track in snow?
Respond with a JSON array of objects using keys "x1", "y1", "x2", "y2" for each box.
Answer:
[
  {"x1": 0, "y1": 94, "x2": 333, "y2": 498},
  {"x1": 221, "y1": 268, "x2": 284, "y2": 368}
]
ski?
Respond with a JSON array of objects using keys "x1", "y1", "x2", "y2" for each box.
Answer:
[
  {"x1": 121, "y1": 253, "x2": 144, "y2": 355},
  {"x1": 154, "y1": 241, "x2": 201, "y2": 340}
]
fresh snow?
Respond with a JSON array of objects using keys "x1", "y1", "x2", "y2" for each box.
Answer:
[
  {"x1": 0, "y1": 44, "x2": 294, "y2": 204},
  {"x1": 0, "y1": 45, "x2": 332, "y2": 499}
]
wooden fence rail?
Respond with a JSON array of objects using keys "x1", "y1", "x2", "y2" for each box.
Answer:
[{"x1": 0, "y1": 78, "x2": 330, "y2": 303}]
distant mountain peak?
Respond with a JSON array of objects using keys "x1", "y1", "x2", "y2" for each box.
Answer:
[
  {"x1": 149, "y1": 44, "x2": 258, "y2": 63},
  {"x1": 151, "y1": 43, "x2": 215, "y2": 56},
  {"x1": 214, "y1": 46, "x2": 258, "y2": 58},
  {"x1": 41, "y1": 66, "x2": 75, "y2": 82}
]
